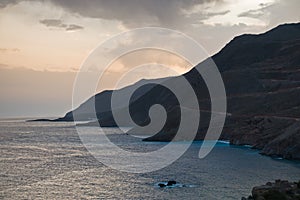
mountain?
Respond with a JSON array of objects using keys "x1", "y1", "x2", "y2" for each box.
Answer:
[{"x1": 54, "y1": 23, "x2": 300, "y2": 160}]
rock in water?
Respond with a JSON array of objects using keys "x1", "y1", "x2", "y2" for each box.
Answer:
[
  {"x1": 158, "y1": 183, "x2": 166, "y2": 188},
  {"x1": 157, "y1": 180, "x2": 178, "y2": 188},
  {"x1": 167, "y1": 181, "x2": 177, "y2": 186}
]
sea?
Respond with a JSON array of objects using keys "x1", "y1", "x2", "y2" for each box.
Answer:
[{"x1": 0, "y1": 119, "x2": 299, "y2": 199}]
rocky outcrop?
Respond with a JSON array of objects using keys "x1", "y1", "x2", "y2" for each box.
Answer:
[
  {"x1": 242, "y1": 180, "x2": 300, "y2": 200},
  {"x1": 260, "y1": 121, "x2": 300, "y2": 160},
  {"x1": 223, "y1": 117, "x2": 300, "y2": 160},
  {"x1": 158, "y1": 181, "x2": 177, "y2": 188}
]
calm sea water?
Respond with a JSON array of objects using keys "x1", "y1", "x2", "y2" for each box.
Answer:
[{"x1": 0, "y1": 119, "x2": 299, "y2": 199}]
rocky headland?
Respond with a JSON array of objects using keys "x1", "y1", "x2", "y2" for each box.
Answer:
[{"x1": 35, "y1": 23, "x2": 300, "y2": 160}]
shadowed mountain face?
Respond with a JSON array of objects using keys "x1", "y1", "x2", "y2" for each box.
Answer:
[
  {"x1": 57, "y1": 23, "x2": 300, "y2": 159},
  {"x1": 211, "y1": 23, "x2": 300, "y2": 160}
]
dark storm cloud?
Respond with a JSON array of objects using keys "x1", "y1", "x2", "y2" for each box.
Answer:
[
  {"x1": 1, "y1": 0, "x2": 299, "y2": 29},
  {"x1": 0, "y1": 0, "x2": 226, "y2": 28},
  {"x1": 40, "y1": 19, "x2": 84, "y2": 31},
  {"x1": 48, "y1": 0, "x2": 224, "y2": 28}
]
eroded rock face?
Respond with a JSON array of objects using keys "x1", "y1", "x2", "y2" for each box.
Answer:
[
  {"x1": 243, "y1": 180, "x2": 300, "y2": 200},
  {"x1": 260, "y1": 122, "x2": 300, "y2": 160},
  {"x1": 225, "y1": 117, "x2": 300, "y2": 160}
]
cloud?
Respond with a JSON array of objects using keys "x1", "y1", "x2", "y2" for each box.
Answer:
[
  {"x1": 39, "y1": 19, "x2": 84, "y2": 31},
  {"x1": 265, "y1": 0, "x2": 300, "y2": 26},
  {"x1": 238, "y1": 3, "x2": 272, "y2": 19},
  {"x1": 237, "y1": 0, "x2": 300, "y2": 28},
  {"x1": 0, "y1": 0, "x2": 21, "y2": 8},
  {"x1": 48, "y1": 0, "x2": 224, "y2": 28},
  {"x1": 1, "y1": 0, "x2": 299, "y2": 30},
  {"x1": 39, "y1": 19, "x2": 67, "y2": 28},
  {"x1": 184, "y1": 9, "x2": 230, "y2": 26},
  {"x1": 207, "y1": 10, "x2": 230, "y2": 17},
  {"x1": 238, "y1": 9, "x2": 265, "y2": 18},
  {"x1": 0, "y1": 48, "x2": 20, "y2": 53},
  {"x1": 0, "y1": 0, "x2": 224, "y2": 28},
  {"x1": 66, "y1": 24, "x2": 84, "y2": 31}
]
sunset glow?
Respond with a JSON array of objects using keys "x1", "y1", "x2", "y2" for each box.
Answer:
[{"x1": 0, "y1": 0, "x2": 299, "y2": 117}]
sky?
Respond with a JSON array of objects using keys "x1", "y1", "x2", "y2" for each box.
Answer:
[{"x1": 0, "y1": 0, "x2": 299, "y2": 118}]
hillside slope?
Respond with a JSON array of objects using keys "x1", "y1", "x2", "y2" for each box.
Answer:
[{"x1": 56, "y1": 23, "x2": 300, "y2": 159}]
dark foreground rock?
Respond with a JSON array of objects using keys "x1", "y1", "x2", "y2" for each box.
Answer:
[
  {"x1": 242, "y1": 180, "x2": 300, "y2": 200},
  {"x1": 158, "y1": 181, "x2": 177, "y2": 188}
]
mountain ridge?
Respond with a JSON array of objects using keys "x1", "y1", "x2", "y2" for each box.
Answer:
[{"x1": 36, "y1": 22, "x2": 300, "y2": 160}]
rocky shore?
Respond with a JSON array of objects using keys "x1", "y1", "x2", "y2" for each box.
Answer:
[
  {"x1": 242, "y1": 180, "x2": 300, "y2": 200},
  {"x1": 223, "y1": 116, "x2": 300, "y2": 160}
]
